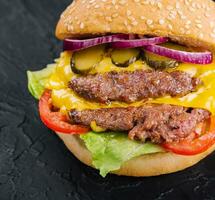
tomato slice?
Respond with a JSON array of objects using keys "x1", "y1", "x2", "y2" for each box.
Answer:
[
  {"x1": 162, "y1": 117, "x2": 215, "y2": 155},
  {"x1": 39, "y1": 90, "x2": 89, "y2": 134}
]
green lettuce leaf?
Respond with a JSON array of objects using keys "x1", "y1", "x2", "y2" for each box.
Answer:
[
  {"x1": 80, "y1": 131, "x2": 164, "y2": 177},
  {"x1": 27, "y1": 64, "x2": 56, "y2": 99}
]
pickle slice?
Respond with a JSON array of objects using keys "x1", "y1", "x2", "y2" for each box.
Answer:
[
  {"x1": 143, "y1": 43, "x2": 187, "y2": 69},
  {"x1": 144, "y1": 51, "x2": 180, "y2": 69},
  {"x1": 71, "y1": 45, "x2": 105, "y2": 74},
  {"x1": 110, "y1": 48, "x2": 140, "y2": 67}
]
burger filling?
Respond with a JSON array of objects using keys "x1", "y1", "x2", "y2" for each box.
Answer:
[
  {"x1": 69, "y1": 105, "x2": 210, "y2": 144},
  {"x1": 69, "y1": 70, "x2": 201, "y2": 103},
  {"x1": 27, "y1": 39, "x2": 215, "y2": 177}
]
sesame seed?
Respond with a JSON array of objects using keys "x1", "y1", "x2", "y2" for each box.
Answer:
[
  {"x1": 205, "y1": 13, "x2": 210, "y2": 17},
  {"x1": 189, "y1": 7, "x2": 195, "y2": 12},
  {"x1": 206, "y1": 6, "x2": 210, "y2": 11},
  {"x1": 128, "y1": 16, "x2": 136, "y2": 22},
  {"x1": 185, "y1": 24, "x2": 190, "y2": 29},
  {"x1": 94, "y1": 4, "x2": 100, "y2": 8},
  {"x1": 105, "y1": 16, "x2": 112, "y2": 22},
  {"x1": 142, "y1": 0, "x2": 149, "y2": 5},
  {"x1": 67, "y1": 25, "x2": 74, "y2": 31},
  {"x1": 199, "y1": 33, "x2": 203, "y2": 38},
  {"x1": 115, "y1": 5, "x2": 119, "y2": 9},
  {"x1": 124, "y1": 20, "x2": 128, "y2": 26},
  {"x1": 132, "y1": 21, "x2": 138, "y2": 26},
  {"x1": 140, "y1": 16, "x2": 145, "y2": 20},
  {"x1": 170, "y1": 10, "x2": 177, "y2": 16},
  {"x1": 168, "y1": 24, "x2": 173, "y2": 30},
  {"x1": 112, "y1": 13, "x2": 119, "y2": 18},
  {"x1": 180, "y1": 15, "x2": 187, "y2": 20},
  {"x1": 176, "y1": 2, "x2": 180, "y2": 9},
  {"x1": 168, "y1": 14, "x2": 176, "y2": 20},
  {"x1": 195, "y1": 19, "x2": 201, "y2": 24},
  {"x1": 177, "y1": 10, "x2": 183, "y2": 15},
  {"x1": 191, "y1": 2, "x2": 196, "y2": 8},
  {"x1": 134, "y1": 0, "x2": 140, "y2": 2},
  {"x1": 150, "y1": 0, "x2": 155, "y2": 6},
  {"x1": 196, "y1": 24, "x2": 202, "y2": 29},
  {"x1": 146, "y1": 19, "x2": 153, "y2": 26},
  {"x1": 185, "y1": 0, "x2": 190, "y2": 6},
  {"x1": 157, "y1": 2, "x2": 162, "y2": 9},
  {"x1": 159, "y1": 19, "x2": 165, "y2": 25},
  {"x1": 80, "y1": 22, "x2": 84, "y2": 29},
  {"x1": 127, "y1": 10, "x2": 132, "y2": 16},
  {"x1": 119, "y1": 0, "x2": 126, "y2": 5}
]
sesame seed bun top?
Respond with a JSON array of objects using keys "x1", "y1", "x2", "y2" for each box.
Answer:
[{"x1": 56, "y1": 0, "x2": 215, "y2": 51}]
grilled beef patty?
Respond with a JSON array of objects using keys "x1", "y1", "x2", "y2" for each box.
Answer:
[
  {"x1": 69, "y1": 105, "x2": 210, "y2": 143},
  {"x1": 69, "y1": 70, "x2": 201, "y2": 103}
]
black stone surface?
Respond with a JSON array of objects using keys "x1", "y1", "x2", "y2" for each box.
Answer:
[{"x1": 1, "y1": 0, "x2": 215, "y2": 199}]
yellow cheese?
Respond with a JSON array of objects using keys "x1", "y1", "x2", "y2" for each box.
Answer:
[{"x1": 46, "y1": 51, "x2": 215, "y2": 114}]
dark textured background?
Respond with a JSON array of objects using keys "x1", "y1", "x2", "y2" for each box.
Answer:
[{"x1": 1, "y1": 0, "x2": 215, "y2": 199}]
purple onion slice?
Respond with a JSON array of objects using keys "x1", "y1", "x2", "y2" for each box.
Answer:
[
  {"x1": 144, "y1": 45, "x2": 213, "y2": 64},
  {"x1": 112, "y1": 37, "x2": 168, "y2": 48},
  {"x1": 63, "y1": 34, "x2": 129, "y2": 51}
]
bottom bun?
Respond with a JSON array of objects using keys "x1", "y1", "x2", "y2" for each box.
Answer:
[{"x1": 56, "y1": 132, "x2": 215, "y2": 177}]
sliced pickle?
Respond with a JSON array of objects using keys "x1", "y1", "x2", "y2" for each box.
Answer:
[
  {"x1": 110, "y1": 48, "x2": 140, "y2": 67},
  {"x1": 71, "y1": 45, "x2": 106, "y2": 74},
  {"x1": 162, "y1": 42, "x2": 190, "y2": 51},
  {"x1": 143, "y1": 42, "x2": 190, "y2": 69},
  {"x1": 144, "y1": 51, "x2": 180, "y2": 69}
]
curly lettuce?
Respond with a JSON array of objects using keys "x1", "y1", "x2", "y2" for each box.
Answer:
[
  {"x1": 81, "y1": 131, "x2": 164, "y2": 177},
  {"x1": 27, "y1": 64, "x2": 56, "y2": 99}
]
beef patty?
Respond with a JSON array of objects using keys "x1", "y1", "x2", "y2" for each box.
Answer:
[
  {"x1": 69, "y1": 105, "x2": 210, "y2": 143},
  {"x1": 69, "y1": 70, "x2": 201, "y2": 103}
]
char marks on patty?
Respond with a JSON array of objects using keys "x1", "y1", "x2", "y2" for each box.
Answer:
[
  {"x1": 69, "y1": 105, "x2": 210, "y2": 144},
  {"x1": 69, "y1": 70, "x2": 201, "y2": 103}
]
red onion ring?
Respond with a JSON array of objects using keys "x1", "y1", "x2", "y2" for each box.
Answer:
[
  {"x1": 144, "y1": 45, "x2": 213, "y2": 64},
  {"x1": 112, "y1": 37, "x2": 168, "y2": 48},
  {"x1": 63, "y1": 34, "x2": 129, "y2": 51}
]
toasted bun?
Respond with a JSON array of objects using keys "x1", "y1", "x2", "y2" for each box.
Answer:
[
  {"x1": 56, "y1": 0, "x2": 215, "y2": 51},
  {"x1": 56, "y1": 132, "x2": 215, "y2": 177}
]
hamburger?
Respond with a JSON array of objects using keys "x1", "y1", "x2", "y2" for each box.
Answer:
[{"x1": 27, "y1": 0, "x2": 215, "y2": 177}]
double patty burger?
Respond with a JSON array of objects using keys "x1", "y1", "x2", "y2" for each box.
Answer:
[{"x1": 27, "y1": 0, "x2": 215, "y2": 177}]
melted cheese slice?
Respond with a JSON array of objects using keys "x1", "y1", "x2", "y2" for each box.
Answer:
[{"x1": 46, "y1": 51, "x2": 215, "y2": 114}]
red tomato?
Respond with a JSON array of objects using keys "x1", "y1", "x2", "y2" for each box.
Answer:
[
  {"x1": 39, "y1": 90, "x2": 89, "y2": 134},
  {"x1": 163, "y1": 117, "x2": 215, "y2": 155}
]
